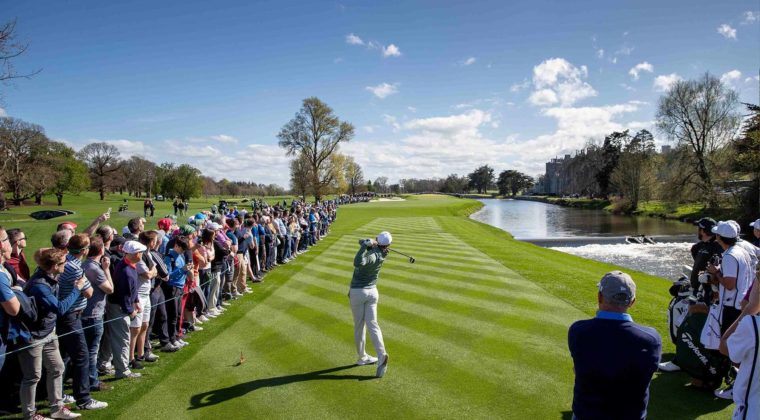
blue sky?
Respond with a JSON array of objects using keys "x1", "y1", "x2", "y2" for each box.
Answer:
[{"x1": 2, "y1": 0, "x2": 758, "y2": 187}]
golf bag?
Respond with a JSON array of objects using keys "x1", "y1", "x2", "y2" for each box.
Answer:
[
  {"x1": 667, "y1": 277, "x2": 693, "y2": 343},
  {"x1": 674, "y1": 310, "x2": 730, "y2": 390}
]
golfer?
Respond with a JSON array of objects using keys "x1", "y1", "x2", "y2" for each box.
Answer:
[{"x1": 349, "y1": 231, "x2": 391, "y2": 378}]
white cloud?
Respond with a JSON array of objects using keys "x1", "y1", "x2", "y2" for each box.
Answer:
[
  {"x1": 209, "y1": 134, "x2": 239, "y2": 144},
  {"x1": 653, "y1": 73, "x2": 682, "y2": 92},
  {"x1": 382, "y1": 44, "x2": 401, "y2": 58},
  {"x1": 717, "y1": 24, "x2": 737, "y2": 39},
  {"x1": 101, "y1": 139, "x2": 150, "y2": 156},
  {"x1": 528, "y1": 58, "x2": 596, "y2": 107},
  {"x1": 720, "y1": 69, "x2": 742, "y2": 85},
  {"x1": 382, "y1": 114, "x2": 401, "y2": 132},
  {"x1": 407, "y1": 106, "x2": 417, "y2": 113},
  {"x1": 615, "y1": 45, "x2": 634, "y2": 56},
  {"x1": 620, "y1": 83, "x2": 636, "y2": 92},
  {"x1": 362, "y1": 126, "x2": 375, "y2": 133},
  {"x1": 460, "y1": 57, "x2": 476, "y2": 66},
  {"x1": 742, "y1": 11, "x2": 759, "y2": 24},
  {"x1": 596, "y1": 48, "x2": 604, "y2": 58},
  {"x1": 745, "y1": 75, "x2": 760, "y2": 83},
  {"x1": 628, "y1": 62, "x2": 654, "y2": 80},
  {"x1": 365, "y1": 82, "x2": 399, "y2": 99},
  {"x1": 342, "y1": 102, "x2": 645, "y2": 182},
  {"x1": 346, "y1": 33, "x2": 364, "y2": 45},
  {"x1": 510, "y1": 79, "x2": 530, "y2": 93},
  {"x1": 0, "y1": 107, "x2": 6, "y2": 117}
]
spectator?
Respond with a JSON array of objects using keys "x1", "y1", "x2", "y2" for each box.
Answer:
[
  {"x1": 145, "y1": 230, "x2": 169, "y2": 357},
  {"x1": 56, "y1": 234, "x2": 108, "y2": 411},
  {"x1": 0, "y1": 226, "x2": 21, "y2": 372},
  {"x1": 123, "y1": 218, "x2": 144, "y2": 241},
  {"x1": 17, "y1": 248, "x2": 86, "y2": 420},
  {"x1": 56, "y1": 212, "x2": 110, "y2": 237},
  {"x1": 81, "y1": 237, "x2": 114, "y2": 393},
  {"x1": 568, "y1": 271, "x2": 661, "y2": 420},
  {"x1": 129, "y1": 232, "x2": 158, "y2": 370},
  {"x1": 6, "y1": 228, "x2": 30, "y2": 283},
  {"x1": 164, "y1": 237, "x2": 192, "y2": 350},
  {"x1": 751, "y1": 218, "x2": 760, "y2": 247},
  {"x1": 107, "y1": 241, "x2": 144, "y2": 379}
]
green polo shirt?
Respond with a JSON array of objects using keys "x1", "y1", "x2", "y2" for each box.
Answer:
[{"x1": 350, "y1": 239, "x2": 386, "y2": 289}]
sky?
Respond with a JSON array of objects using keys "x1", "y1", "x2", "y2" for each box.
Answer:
[{"x1": 1, "y1": 0, "x2": 759, "y2": 188}]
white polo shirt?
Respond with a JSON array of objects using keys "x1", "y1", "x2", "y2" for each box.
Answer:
[
  {"x1": 727, "y1": 315, "x2": 759, "y2": 420},
  {"x1": 720, "y1": 246, "x2": 753, "y2": 310}
]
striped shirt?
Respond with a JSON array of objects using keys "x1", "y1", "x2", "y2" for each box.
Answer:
[{"x1": 57, "y1": 253, "x2": 91, "y2": 312}]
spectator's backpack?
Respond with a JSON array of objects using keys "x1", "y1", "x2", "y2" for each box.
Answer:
[{"x1": 674, "y1": 311, "x2": 730, "y2": 390}]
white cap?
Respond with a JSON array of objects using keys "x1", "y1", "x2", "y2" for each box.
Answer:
[
  {"x1": 123, "y1": 240, "x2": 148, "y2": 254},
  {"x1": 712, "y1": 221, "x2": 739, "y2": 239},
  {"x1": 750, "y1": 219, "x2": 760, "y2": 229},
  {"x1": 727, "y1": 220, "x2": 741, "y2": 234},
  {"x1": 208, "y1": 222, "x2": 223, "y2": 231},
  {"x1": 376, "y1": 231, "x2": 392, "y2": 246}
]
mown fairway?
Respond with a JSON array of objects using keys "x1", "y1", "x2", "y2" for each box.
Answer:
[{"x1": 4, "y1": 194, "x2": 734, "y2": 419}]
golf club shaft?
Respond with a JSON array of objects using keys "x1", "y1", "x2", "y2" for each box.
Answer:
[{"x1": 389, "y1": 248, "x2": 414, "y2": 259}]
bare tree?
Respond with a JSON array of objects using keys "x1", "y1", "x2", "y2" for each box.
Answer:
[
  {"x1": 278, "y1": 97, "x2": 354, "y2": 201},
  {"x1": 78, "y1": 142, "x2": 122, "y2": 200},
  {"x1": 344, "y1": 156, "x2": 364, "y2": 195},
  {"x1": 656, "y1": 73, "x2": 740, "y2": 208},
  {"x1": 374, "y1": 176, "x2": 389, "y2": 194},
  {"x1": 289, "y1": 152, "x2": 312, "y2": 201},
  {"x1": 1, "y1": 19, "x2": 41, "y2": 97},
  {"x1": 0, "y1": 117, "x2": 50, "y2": 205}
]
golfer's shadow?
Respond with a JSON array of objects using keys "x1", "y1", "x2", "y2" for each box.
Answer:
[{"x1": 189, "y1": 364, "x2": 374, "y2": 409}]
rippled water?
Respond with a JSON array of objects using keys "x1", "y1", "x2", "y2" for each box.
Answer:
[
  {"x1": 550, "y1": 242, "x2": 692, "y2": 280},
  {"x1": 470, "y1": 199, "x2": 695, "y2": 279}
]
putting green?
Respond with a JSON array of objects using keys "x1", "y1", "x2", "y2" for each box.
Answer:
[{"x1": 67, "y1": 195, "x2": 732, "y2": 419}]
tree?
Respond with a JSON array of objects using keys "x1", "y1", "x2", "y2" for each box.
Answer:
[
  {"x1": 277, "y1": 97, "x2": 355, "y2": 201},
  {"x1": 656, "y1": 73, "x2": 741, "y2": 208},
  {"x1": 611, "y1": 129, "x2": 658, "y2": 210},
  {"x1": 497, "y1": 170, "x2": 535, "y2": 196},
  {"x1": 162, "y1": 164, "x2": 203, "y2": 201},
  {"x1": 0, "y1": 117, "x2": 50, "y2": 205},
  {"x1": 374, "y1": 177, "x2": 389, "y2": 194},
  {"x1": 289, "y1": 152, "x2": 312, "y2": 201},
  {"x1": 733, "y1": 103, "x2": 760, "y2": 212},
  {"x1": 49, "y1": 142, "x2": 90, "y2": 206},
  {"x1": 595, "y1": 131, "x2": 627, "y2": 197},
  {"x1": 440, "y1": 174, "x2": 469, "y2": 194},
  {"x1": 467, "y1": 165, "x2": 495, "y2": 194},
  {"x1": 344, "y1": 156, "x2": 364, "y2": 195},
  {"x1": 78, "y1": 142, "x2": 121, "y2": 200},
  {"x1": 0, "y1": 19, "x2": 41, "y2": 98}
]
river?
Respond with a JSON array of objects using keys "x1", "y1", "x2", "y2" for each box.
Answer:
[{"x1": 470, "y1": 198, "x2": 695, "y2": 280}]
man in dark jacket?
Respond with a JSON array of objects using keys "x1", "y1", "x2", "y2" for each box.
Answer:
[{"x1": 568, "y1": 271, "x2": 661, "y2": 420}]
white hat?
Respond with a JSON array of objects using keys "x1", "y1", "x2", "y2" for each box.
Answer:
[
  {"x1": 376, "y1": 231, "x2": 392, "y2": 246},
  {"x1": 750, "y1": 219, "x2": 760, "y2": 229},
  {"x1": 727, "y1": 220, "x2": 741, "y2": 234},
  {"x1": 208, "y1": 222, "x2": 223, "y2": 231},
  {"x1": 123, "y1": 240, "x2": 147, "y2": 254},
  {"x1": 712, "y1": 221, "x2": 739, "y2": 239}
]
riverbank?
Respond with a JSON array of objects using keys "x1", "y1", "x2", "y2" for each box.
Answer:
[
  {"x1": 71, "y1": 194, "x2": 730, "y2": 420},
  {"x1": 512, "y1": 195, "x2": 731, "y2": 223}
]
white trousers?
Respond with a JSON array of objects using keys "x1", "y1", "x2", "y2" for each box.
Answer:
[{"x1": 349, "y1": 287, "x2": 386, "y2": 359}]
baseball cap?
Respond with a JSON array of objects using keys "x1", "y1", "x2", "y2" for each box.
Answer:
[
  {"x1": 376, "y1": 231, "x2": 392, "y2": 246},
  {"x1": 157, "y1": 218, "x2": 172, "y2": 231},
  {"x1": 165, "y1": 214, "x2": 177, "y2": 222},
  {"x1": 58, "y1": 221, "x2": 78, "y2": 231},
  {"x1": 750, "y1": 219, "x2": 760, "y2": 229},
  {"x1": 727, "y1": 220, "x2": 741, "y2": 234},
  {"x1": 180, "y1": 225, "x2": 196, "y2": 236},
  {"x1": 598, "y1": 271, "x2": 636, "y2": 306},
  {"x1": 208, "y1": 222, "x2": 223, "y2": 231},
  {"x1": 693, "y1": 217, "x2": 717, "y2": 230},
  {"x1": 712, "y1": 221, "x2": 739, "y2": 239},
  {"x1": 122, "y1": 240, "x2": 147, "y2": 254},
  {"x1": 110, "y1": 236, "x2": 126, "y2": 249}
]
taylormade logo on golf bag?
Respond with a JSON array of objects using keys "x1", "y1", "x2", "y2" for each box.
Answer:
[{"x1": 681, "y1": 332, "x2": 716, "y2": 375}]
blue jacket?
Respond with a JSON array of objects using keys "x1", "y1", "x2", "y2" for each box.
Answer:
[
  {"x1": 25, "y1": 269, "x2": 82, "y2": 339},
  {"x1": 165, "y1": 250, "x2": 188, "y2": 288}
]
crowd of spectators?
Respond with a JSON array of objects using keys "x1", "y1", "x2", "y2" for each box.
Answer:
[{"x1": 0, "y1": 195, "x2": 358, "y2": 419}]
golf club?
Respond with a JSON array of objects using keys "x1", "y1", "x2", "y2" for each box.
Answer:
[{"x1": 389, "y1": 248, "x2": 416, "y2": 264}]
